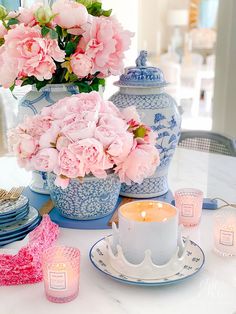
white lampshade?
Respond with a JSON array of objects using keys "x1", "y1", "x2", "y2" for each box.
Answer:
[{"x1": 167, "y1": 10, "x2": 189, "y2": 26}]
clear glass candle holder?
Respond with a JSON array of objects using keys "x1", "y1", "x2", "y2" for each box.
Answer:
[
  {"x1": 214, "y1": 207, "x2": 236, "y2": 256},
  {"x1": 42, "y1": 246, "x2": 80, "y2": 303},
  {"x1": 175, "y1": 188, "x2": 203, "y2": 227}
]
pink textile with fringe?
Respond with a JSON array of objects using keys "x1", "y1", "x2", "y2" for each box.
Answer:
[{"x1": 0, "y1": 215, "x2": 59, "y2": 285}]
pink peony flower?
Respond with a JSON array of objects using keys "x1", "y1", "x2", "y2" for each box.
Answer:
[
  {"x1": 62, "y1": 120, "x2": 96, "y2": 141},
  {"x1": 69, "y1": 138, "x2": 111, "y2": 176},
  {"x1": 8, "y1": 92, "x2": 159, "y2": 188},
  {"x1": 24, "y1": 115, "x2": 52, "y2": 139},
  {"x1": 46, "y1": 38, "x2": 66, "y2": 63},
  {"x1": 107, "y1": 132, "x2": 134, "y2": 162},
  {"x1": 57, "y1": 147, "x2": 85, "y2": 178},
  {"x1": 100, "y1": 100, "x2": 122, "y2": 117},
  {"x1": 70, "y1": 52, "x2": 93, "y2": 78},
  {"x1": 54, "y1": 175, "x2": 70, "y2": 189},
  {"x1": 0, "y1": 22, "x2": 7, "y2": 38},
  {"x1": 56, "y1": 136, "x2": 71, "y2": 151},
  {"x1": 52, "y1": 0, "x2": 88, "y2": 29},
  {"x1": 9, "y1": 132, "x2": 38, "y2": 159},
  {"x1": 39, "y1": 124, "x2": 60, "y2": 148},
  {"x1": 72, "y1": 91, "x2": 102, "y2": 112},
  {"x1": 18, "y1": 6, "x2": 37, "y2": 26},
  {"x1": 81, "y1": 16, "x2": 133, "y2": 76},
  {"x1": 94, "y1": 125, "x2": 117, "y2": 147},
  {"x1": 116, "y1": 144, "x2": 160, "y2": 185},
  {"x1": 0, "y1": 47, "x2": 18, "y2": 88},
  {"x1": 99, "y1": 114, "x2": 128, "y2": 133},
  {"x1": 122, "y1": 106, "x2": 141, "y2": 123},
  {"x1": 0, "y1": 24, "x2": 65, "y2": 84},
  {"x1": 32, "y1": 148, "x2": 58, "y2": 172}
]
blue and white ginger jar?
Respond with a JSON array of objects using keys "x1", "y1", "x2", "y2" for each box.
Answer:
[
  {"x1": 47, "y1": 172, "x2": 121, "y2": 220},
  {"x1": 18, "y1": 84, "x2": 80, "y2": 195},
  {"x1": 109, "y1": 51, "x2": 181, "y2": 198}
]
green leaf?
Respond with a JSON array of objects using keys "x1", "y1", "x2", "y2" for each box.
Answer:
[
  {"x1": 65, "y1": 41, "x2": 77, "y2": 56},
  {"x1": 89, "y1": 77, "x2": 105, "y2": 91},
  {"x1": 75, "y1": 81, "x2": 93, "y2": 93},
  {"x1": 49, "y1": 29, "x2": 58, "y2": 40},
  {"x1": 7, "y1": 18, "x2": 19, "y2": 26},
  {"x1": 102, "y1": 9, "x2": 112, "y2": 17},
  {"x1": 68, "y1": 73, "x2": 79, "y2": 82},
  {"x1": 35, "y1": 80, "x2": 49, "y2": 91},
  {"x1": 9, "y1": 84, "x2": 15, "y2": 92},
  {"x1": 87, "y1": 2, "x2": 112, "y2": 17},
  {"x1": 41, "y1": 26, "x2": 50, "y2": 37},
  {"x1": 98, "y1": 78, "x2": 105, "y2": 86},
  {"x1": 21, "y1": 77, "x2": 35, "y2": 86},
  {"x1": 134, "y1": 126, "x2": 147, "y2": 138},
  {"x1": 55, "y1": 25, "x2": 62, "y2": 37},
  {"x1": 65, "y1": 71, "x2": 70, "y2": 81}
]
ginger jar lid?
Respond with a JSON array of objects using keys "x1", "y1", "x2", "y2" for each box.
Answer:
[{"x1": 114, "y1": 50, "x2": 168, "y2": 88}]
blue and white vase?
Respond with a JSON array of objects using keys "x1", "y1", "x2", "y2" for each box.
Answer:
[
  {"x1": 109, "y1": 51, "x2": 181, "y2": 198},
  {"x1": 47, "y1": 172, "x2": 121, "y2": 220},
  {"x1": 18, "y1": 84, "x2": 80, "y2": 194}
]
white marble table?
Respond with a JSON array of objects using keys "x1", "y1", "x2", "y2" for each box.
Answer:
[{"x1": 0, "y1": 148, "x2": 236, "y2": 314}]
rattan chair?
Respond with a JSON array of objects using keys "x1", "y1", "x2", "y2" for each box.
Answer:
[{"x1": 178, "y1": 131, "x2": 236, "y2": 156}]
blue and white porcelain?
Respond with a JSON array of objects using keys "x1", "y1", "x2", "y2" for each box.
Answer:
[
  {"x1": 89, "y1": 236, "x2": 205, "y2": 286},
  {"x1": 18, "y1": 84, "x2": 80, "y2": 195},
  {"x1": 0, "y1": 195, "x2": 29, "y2": 216},
  {"x1": 109, "y1": 51, "x2": 181, "y2": 198},
  {"x1": 0, "y1": 206, "x2": 39, "y2": 235},
  {"x1": 47, "y1": 172, "x2": 121, "y2": 220},
  {"x1": 0, "y1": 208, "x2": 29, "y2": 226}
]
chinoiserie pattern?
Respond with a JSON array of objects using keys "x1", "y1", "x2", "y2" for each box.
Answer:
[
  {"x1": 47, "y1": 173, "x2": 121, "y2": 220},
  {"x1": 110, "y1": 91, "x2": 181, "y2": 197},
  {"x1": 18, "y1": 84, "x2": 79, "y2": 118}
]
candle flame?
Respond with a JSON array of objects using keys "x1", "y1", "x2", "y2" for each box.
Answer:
[{"x1": 141, "y1": 211, "x2": 147, "y2": 221}]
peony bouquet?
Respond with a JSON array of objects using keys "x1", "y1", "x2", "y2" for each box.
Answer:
[
  {"x1": 8, "y1": 92, "x2": 160, "y2": 188},
  {"x1": 0, "y1": 0, "x2": 133, "y2": 91}
]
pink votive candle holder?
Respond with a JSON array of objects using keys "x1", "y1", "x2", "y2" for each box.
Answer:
[
  {"x1": 42, "y1": 246, "x2": 80, "y2": 303},
  {"x1": 214, "y1": 208, "x2": 236, "y2": 256},
  {"x1": 175, "y1": 188, "x2": 203, "y2": 227}
]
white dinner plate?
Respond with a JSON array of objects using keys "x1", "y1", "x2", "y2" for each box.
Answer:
[
  {"x1": 89, "y1": 236, "x2": 205, "y2": 286},
  {"x1": 0, "y1": 195, "x2": 29, "y2": 216},
  {"x1": 0, "y1": 206, "x2": 39, "y2": 235}
]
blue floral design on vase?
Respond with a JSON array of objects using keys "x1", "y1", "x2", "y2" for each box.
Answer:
[
  {"x1": 109, "y1": 51, "x2": 181, "y2": 198},
  {"x1": 17, "y1": 84, "x2": 80, "y2": 195},
  {"x1": 47, "y1": 172, "x2": 121, "y2": 220}
]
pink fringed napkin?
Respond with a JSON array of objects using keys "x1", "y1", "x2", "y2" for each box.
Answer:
[{"x1": 0, "y1": 215, "x2": 59, "y2": 285}]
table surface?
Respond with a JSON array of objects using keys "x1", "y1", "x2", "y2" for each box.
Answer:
[{"x1": 0, "y1": 148, "x2": 236, "y2": 314}]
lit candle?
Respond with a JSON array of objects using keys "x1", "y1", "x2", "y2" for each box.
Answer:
[
  {"x1": 214, "y1": 208, "x2": 236, "y2": 256},
  {"x1": 42, "y1": 246, "x2": 80, "y2": 303},
  {"x1": 175, "y1": 188, "x2": 203, "y2": 227},
  {"x1": 118, "y1": 201, "x2": 178, "y2": 265}
]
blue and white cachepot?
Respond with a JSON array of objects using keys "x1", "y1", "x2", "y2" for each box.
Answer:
[
  {"x1": 47, "y1": 172, "x2": 121, "y2": 220},
  {"x1": 109, "y1": 51, "x2": 181, "y2": 198},
  {"x1": 18, "y1": 84, "x2": 80, "y2": 194}
]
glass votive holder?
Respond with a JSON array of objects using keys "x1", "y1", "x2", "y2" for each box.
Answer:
[
  {"x1": 175, "y1": 188, "x2": 203, "y2": 227},
  {"x1": 42, "y1": 246, "x2": 80, "y2": 303},
  {"x1": 214, "y1": 208, "x2": 236, "y2": 256}
]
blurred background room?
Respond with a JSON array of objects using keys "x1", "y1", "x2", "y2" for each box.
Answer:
[{"x1": 0, "y1": 0, "x2": 235, "y2": 156}]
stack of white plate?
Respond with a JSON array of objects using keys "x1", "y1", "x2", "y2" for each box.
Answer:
[{"x1": 0, "y1": 196, "x2": 40, "y2": 246}]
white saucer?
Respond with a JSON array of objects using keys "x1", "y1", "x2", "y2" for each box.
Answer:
[{"x1": 89, "y1": 236, "x2": 205, "y2": 286}]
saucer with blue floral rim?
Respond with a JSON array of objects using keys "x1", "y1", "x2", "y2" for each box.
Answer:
[{"x1": 89, "y1": 235, "x2": 205, "y2": 286}]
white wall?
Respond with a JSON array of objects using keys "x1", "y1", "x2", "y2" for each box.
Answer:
[
  {"x1": 212, "y1": 0, "x2": 236, "y2": 138},
  {"x1": 138, "y1": 0, "x2": 189, "y2": 55},
  {"x1": 102, "y1": 0, "x2": 139, "y2": 99}
]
